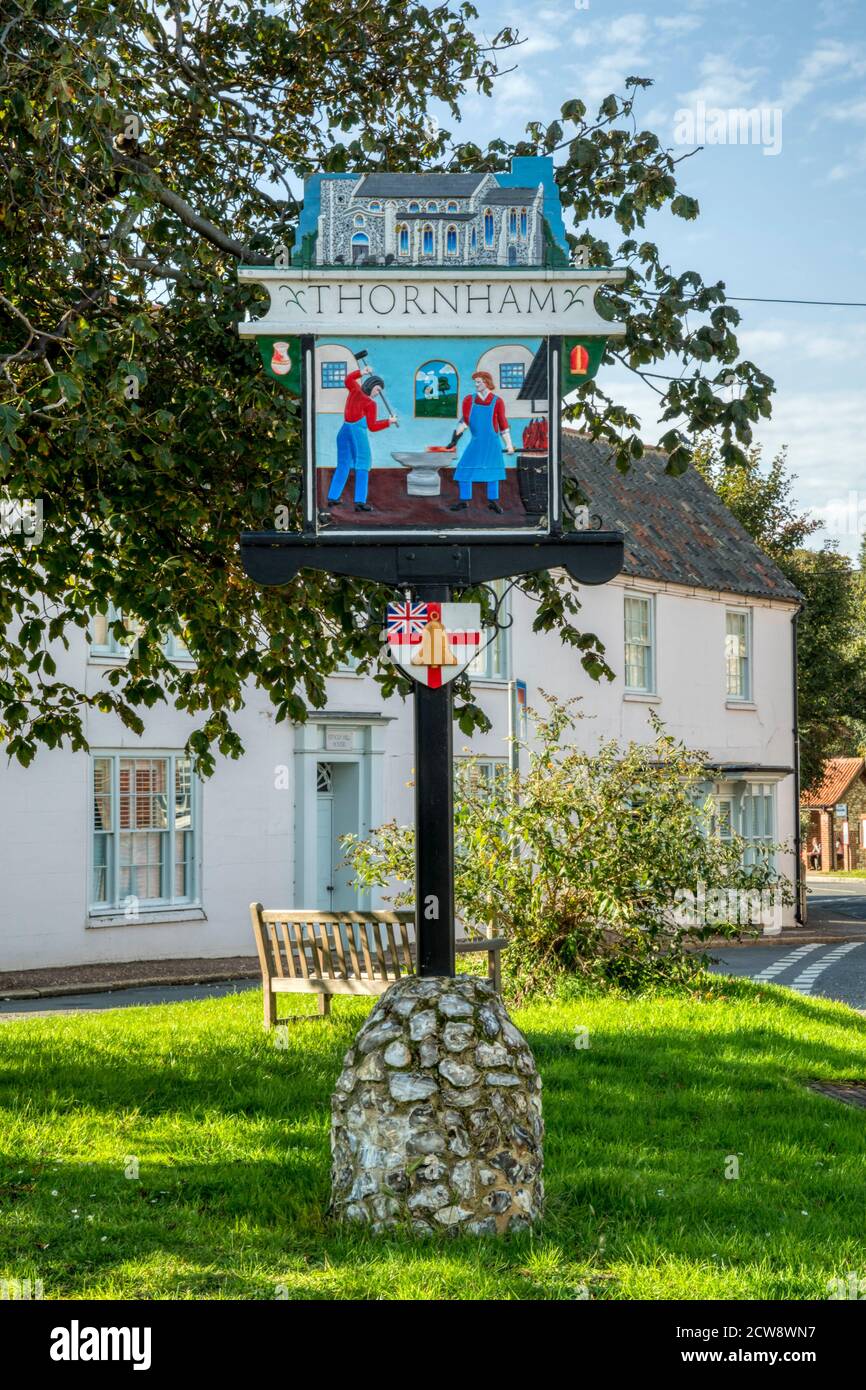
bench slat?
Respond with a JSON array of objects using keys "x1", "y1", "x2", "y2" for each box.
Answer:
[
  {"x1": 272, "y1": 977, "x2": 393, "y2": 996},
  {"x1": 268, "y1": 922, "x2": 286, "y2": 979},
  {"x1": 386, "y1": 921, "x2": 402, "y2": 979},
  {"x1": 397, "y1": 918, "x2": 414, "y2": 973},
  {"x1": 277, "y1": 920, "x2": 297, "y2": 978},
  {"x1": 331, "y1": 922, "x2": 350, "y2": 980},
  {"x1": 358, "y1": 921, "x2": 376, "y2": 980},
  {"x1": 315, "y1": 921, "x2": 336, "y2": 978},
  {"x1": 346, "y1": 922, "x2": 363, "y2": 980},
  {"x1": 294, "y1": 921, "x2": 311, "y2": 980},
  {"x1": 370, "y1": 921, "x2": 389, "y2": 981}
]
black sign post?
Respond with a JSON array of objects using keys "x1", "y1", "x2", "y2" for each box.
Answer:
[
  {"x1": 240, "y1": 531, "x2": 624, "y2": 977},
  {"x1": 413, "y1": 582, "x2": 456, "y2": 977}
]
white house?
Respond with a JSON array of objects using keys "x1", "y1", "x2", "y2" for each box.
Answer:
[{"x1": 0, "y1": 437, "x2": 802, "y2": 972}]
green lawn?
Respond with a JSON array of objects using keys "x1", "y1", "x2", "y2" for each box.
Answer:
[
  {"x1": 810, "y1": 870, "x2": 866, "y2": 880},
  {"x1": 1, "y1": 978, "x2": 866, "y2": 1300}
]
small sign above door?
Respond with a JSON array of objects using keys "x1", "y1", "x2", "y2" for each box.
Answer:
[{"x1": 325, "y1": 727, "x2": 355, "y2": 752}]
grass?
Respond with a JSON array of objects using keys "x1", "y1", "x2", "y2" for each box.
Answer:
[
  {"x1": 810, "y1": 870, "x2": 866, "y2": 880},
  {"x1": 1, "y1": 976, "x2": 866, "y2": 1300}
]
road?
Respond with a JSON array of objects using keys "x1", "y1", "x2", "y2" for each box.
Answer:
[
  {"x1": 710, "y1": 878, "x2": 866, "y2": 1009},
  {"x1": 0, "y1": 978, "x2": 259, "y2": 1021},
  {"x1": 805, "y1": 877, "x2": 866, "y2": 929},
  {"x1": 709, "y1": 939, "x2": 866, "y2": 1007}
]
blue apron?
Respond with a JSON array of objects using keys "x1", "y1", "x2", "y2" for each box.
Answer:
[{"x1": 454, "y1": 396, "x2": 506, "y2": 485}]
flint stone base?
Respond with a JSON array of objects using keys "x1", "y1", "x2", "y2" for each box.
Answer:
[{"x1": 330, "y1": 974, "x2": 544, "y2": 1235}]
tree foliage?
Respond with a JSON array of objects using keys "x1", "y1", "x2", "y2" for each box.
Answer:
[
  {"x1": 346, "y1": 699, "x2": 789, "y2": 999},
  {"x1": 1, "y1": 2, "x2": 774, "y2": 768}
]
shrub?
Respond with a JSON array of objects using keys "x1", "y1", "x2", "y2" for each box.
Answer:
[{"x1": 345, "y1": 697, "x2": 791, "y2": 999}]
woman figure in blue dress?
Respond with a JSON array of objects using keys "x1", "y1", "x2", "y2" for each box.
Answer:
[{"x1": 446, "y1": 370, "x2": 514, "y2": 514}]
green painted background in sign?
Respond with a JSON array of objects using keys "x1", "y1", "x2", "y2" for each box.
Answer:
[
  {"x1": 561, "y1": 336, "x2": 607, "y2": 392},
  {"x1": 257, "y1": 336, "x2": 302, "y2": 395}
]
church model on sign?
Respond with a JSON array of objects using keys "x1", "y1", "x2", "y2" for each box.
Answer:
[{"x1": 295, "y1": 157, "x2": 570, "y2": 269}]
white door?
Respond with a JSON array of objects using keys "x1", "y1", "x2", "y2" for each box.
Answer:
[{"x1": 316, "y1": 763, "x2": 335, "y2": 908}]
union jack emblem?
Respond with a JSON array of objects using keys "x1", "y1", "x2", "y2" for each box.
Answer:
[{"x1": 386, "y1": 601, "x2": 429, "y2": 642}]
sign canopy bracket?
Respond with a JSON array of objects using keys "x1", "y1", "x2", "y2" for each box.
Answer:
[{"x1": 240, "y1": 530, "x2": 624, "y2": 590}]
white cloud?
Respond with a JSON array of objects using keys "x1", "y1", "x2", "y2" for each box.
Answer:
[
  {"x1": 656, "y1": 15, "x2": 702, "y2": 37},
  {"x1": 826, "y1": 138, "x2": 866, "y2": 180},
  {"x1": 513, "y1": 31, "x2": 561, "y2": 59},
  {"x1": 482, "y1": 67, "x2": 543, "y2": 124},
  {"x1": 772, "y1": 40, "x2": 866, "y2": 113},
  {"x1": 824, "y1": 98, "x2": 866, "y2": 122},
  {"x1": 561, "y1": 11, "x2": 654, "y2": 110},
  {"x1": 679, "y1": 56, "x2": 764, "y2": 110},
  {"x1": 738, "y1": 327, "x2": 863, "y2": 363}
]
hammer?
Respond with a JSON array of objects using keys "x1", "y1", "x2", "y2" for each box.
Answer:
[{"x1": 356, "y1": 349, "x2": 399, "y2": 426}]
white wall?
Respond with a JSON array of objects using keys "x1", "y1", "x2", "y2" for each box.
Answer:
[{"x1": 0, "y1": 576, "x2": 799, "y2": 970}]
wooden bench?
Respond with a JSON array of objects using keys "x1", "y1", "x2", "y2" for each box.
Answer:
[{"x1": 250, "y1": 904, "x2": 506, "y2": 1028}]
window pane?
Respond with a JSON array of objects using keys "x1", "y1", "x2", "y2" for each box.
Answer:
[
  {"x1": 469, "y1": 580, "x2": 509, "y2": 680},
  {"x1": 93, "y1": 757, "x2": 113, "y2": 831},
  {"x1": 499, "y1": 362, "x2": 525, "y2": 390},
  {"x1": 624, "y1": 596, "x2": 649, "y2": 644},
  {"x1": 119, "y1": 830, "x2": 165, "y2": 900},
  {"x1": 175, "y1": 830, "x2": 193, "y2": 897},
  {"x1": 624, "y1": 595, "x2": 652, "y2": 691},
  {"x1": 716, "y1": 800, "x2": 732, "y2": 841},
  {"x1": 90, "y1": 612, "x2": 109, "y2": 648},
  {"x1": 120, "y1": 759, "x2": 168, "y2": 830},
  {"x1": 175, "y1": 757, "x2": 192, "y2": 828},
  {"x1": 92, "y1": 834, "x2": 112, "y2": 904},
  {"x1": 726, "y1": 611, "x2": 748, "y2": 697}
]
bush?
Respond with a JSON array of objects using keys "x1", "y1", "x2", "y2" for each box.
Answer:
[{"x1": 345, "y1": 697, "x2": 791, "y2": 999}]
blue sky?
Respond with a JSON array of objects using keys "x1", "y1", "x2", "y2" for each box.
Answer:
[{"x1": 452, "y1": 0, "x2": 866, "y2": 555}]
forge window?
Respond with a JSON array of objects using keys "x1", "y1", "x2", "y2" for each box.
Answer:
[
  {"x1": 321, "y1": 360, "x2": 347, "y2": 389},
  {"x1": 499, "y1": 361, "x2": 525, "y2": 391}
]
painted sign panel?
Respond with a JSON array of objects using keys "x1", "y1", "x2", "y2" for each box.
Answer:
[
  {"x1": 238, "y1": 156, "x2": 623, "y2": 539},
  {"x1": 238, "y1": 268, "x2": 625, "y2": 339},
  {"x1": 310, "y1": 336, "x2": 553, "y2": 535},
  {"x1": 386, "y1": 600, "x2": 481, "y2": 687}
]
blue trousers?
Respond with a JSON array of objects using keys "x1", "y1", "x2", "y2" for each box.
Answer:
[
  {"x1": 328, "y1": 457, "x2": 369, "y2": 504},
  {"x1": 458, "y1": 479, "x2": 499, "y2": 501},
  {"x1": 329, "y1": 419, "x2": 371, "y2": 503}
]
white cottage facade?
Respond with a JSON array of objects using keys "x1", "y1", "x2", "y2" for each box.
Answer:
[{"x1": 0, "y1": 439, "x2": 802, "y2": 972}]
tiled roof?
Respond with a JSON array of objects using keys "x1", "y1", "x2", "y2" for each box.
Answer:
[
  {"x1": 517, "y1": 342, "x2": 548, "y2": 400},
  {"x1": 801, "y1": 757, "x2": 865, "y2": 807},
  {"x1": 354, "y1": 174, "x2": 485, "y2": 197},
  {"x1": 563, "y1": 432, "x2": 804, "y2": 604},
  {"x1": 484, "y1": 187, "x2": 537, "y2": 205}
]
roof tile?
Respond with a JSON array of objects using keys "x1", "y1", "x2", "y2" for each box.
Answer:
[
  {"x1": 563, "y1": 433, "x2": 804, "y2": 604},
  {"x1": 801, "y1": 757, "x2": 865, "y2": 807}
]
